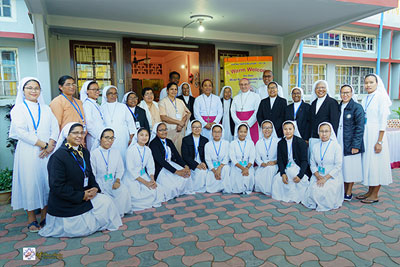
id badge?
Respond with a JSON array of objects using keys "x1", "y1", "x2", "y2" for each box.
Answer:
[
  {"x1": 135, "y1": 121, "x2": 141, "y2": 129},
  {"x1": 84, "y1": 176, "x2": 89, "y2": 187},
  {"x1": 240, "y1": 160, "x2": 247, "y2": 167},
  {"x1": 286, "y1": 162, "x2": 292, "y2": 168},
  {"x1": 318, "y1": 166, "x2": 326, "y2": 175},
  {"x1": 140, "y1": 168, "x2": 146, "y2": 176},
  {"x1": 364, "y1": 117, "x2": 367, "y2": 125},
  {"x1": 213, "y1": 161, "x2": 221, "y2": 168},
  {"x1": 176, "y1": 113, "x2": 182, "y2": 120},
  {"x1": 104, "y1": 173, "x2": 113, "y2": 182}
]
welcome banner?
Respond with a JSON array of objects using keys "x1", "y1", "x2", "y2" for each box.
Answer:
[{"x1": 223, "y1": 56, "x2": 273, "y2": 96}]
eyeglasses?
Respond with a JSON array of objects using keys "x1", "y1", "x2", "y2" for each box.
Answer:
[
  {"x1": 319, "y1": 130, "x2": 331, "y2": 134},
  {"x1": 192, "y1": 126, "x2": 202, "y2": 129},
  {"x1": 315, "y1": 87, "x2": 326, "y2": 90},
  {"x1": 262, "y1": 127, "x2": 273, "y2": 130},
  {"x1": 107, "y1": 92, "x2": 118, "y2": 96},
  {"x1": 24, "y1": 87, "x2": 41, "y2": 91},
  {"x1": 70, "y1": 131, "x2": 85, "y2": 136},
  {"x1": 158, "y1": 129, "x2": 167, "y2": 132},
  {"x1": 64, "y1": 83, "x2": 77, "y2": 87},
  {"x1": 291, "y1": 92, "x2": 301, "y2": 95},
  {"x1": 263, "y1": 75, "x2": 272, "y2": 78},
  {"x1": 103, "y1": 136, "x2": 116, "y2": 141},
  {"x1": 340, "y1": 92, "x2": 352, "y2": 96},
  {"x1": 88, "y1": 89, "x2": 101, "y2": 92}
]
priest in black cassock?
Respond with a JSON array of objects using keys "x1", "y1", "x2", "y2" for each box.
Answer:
[{"x1": 256, "y1": 81, "x2": 287, "y2": 138}]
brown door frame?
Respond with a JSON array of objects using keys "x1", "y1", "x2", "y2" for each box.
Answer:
[{"x1": 123, "y1": 37, "x2": 215, "y2": 94}]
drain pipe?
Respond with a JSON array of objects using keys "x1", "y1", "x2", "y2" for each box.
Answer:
[
  {"x1": 297, "y1": 40, "x2": 304, "y2": 87},
  {"x1": 376, "y1": 12, "x2": 384, "y2": 75}
]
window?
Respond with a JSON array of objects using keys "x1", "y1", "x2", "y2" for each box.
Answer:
[
  {"x1": 335, "y1": 66, "x2": 375, "y2": 95},
  {"x1": 0, "y1": 49, "x2": 18, "y2": 96},
  {"x1": 318, "y1": 33, "x2": 340, "y2": 47},
  {"x1": 0, "y1": 0, "x2": 11, "y2": 17},
  {"x1": 304, "y1": 36, "x2": 317, "y2": 46},
  {"x1": 342, "y1": 34, "x2": 374, "y2": 51},
  {"x1": 70, "y1": 41, "x2": 116, "y2": 93},
  {"x1": 288, "y1": 63, "x2": 326, "y2": 97}
]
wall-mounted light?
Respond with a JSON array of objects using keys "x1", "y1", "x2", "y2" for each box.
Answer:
[{"x1": 181, "y1": 14, "x2": 213, "y2": 39}]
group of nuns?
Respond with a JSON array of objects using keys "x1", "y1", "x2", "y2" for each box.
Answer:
[{"x1": 9, "y1": 71, "x2": 392, "y2": 237}]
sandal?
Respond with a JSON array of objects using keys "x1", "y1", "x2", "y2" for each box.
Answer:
[
  {"x1": 355, "y1": 194, "x2": 369, "y2": 200},
  {"x1": 40, "y1": 219, "x2": 46, "y2": 228},
  {"x1": 361, "y1": 198, "x2": 379, "y2": 204},
  {"x1": 27, "y1": 221, "x2": 40, "y2": 233}
]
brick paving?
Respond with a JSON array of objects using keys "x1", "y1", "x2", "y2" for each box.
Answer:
[{"x1": 0, "y1": 169, "x2": 399, "y2": 266}]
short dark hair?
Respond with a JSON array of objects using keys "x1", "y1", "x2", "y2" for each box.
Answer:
[
  {"x1": 58, "y1": 75, "x2": 74, "y2": 86},
  {"x1": 267, "y1": 81, "x2": 278, "y2": 88},
  {"x1": 100, "y1": 128, "x2": 114, "y2": 139},
  {"x1": 167, "y1": 82, "x2": 178, "y2": 91},
  {"x1": 212, "y1": 125, "x2": 222, "y2": 132},
  {"x1": 238, "y1": 124, "x2": 248, "y2": 132},
  {"x1": 142, "y1": 87, "x2": 153, "y2": 97},
  {"x1": 68, "y1": 123, "x2": 83, "y2": 134},
  {"x1": 365, "y1": 73, "x2": 378, "y2": 83},
  {"x1": 169, "y1": 71, "x2": 180, "y2": 79},
  {"x1": 201, "y1": 79, "x2": 213, "y2": 88}
]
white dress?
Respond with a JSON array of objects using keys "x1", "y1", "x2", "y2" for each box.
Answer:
[
  {"x1": 101, "y1": 102, "x2": 137, "y2": 160},
  {"x1": 124, "y1": 143, "x2": 167, "y2": 210},
  {"x1": 254, "y1": 136, "x2": 280, "y2": 195},
  {"x1": 302, "y1": 140, "x2": 344, "y2": 211},
  {"x1": 190, "y1": 136, "x2": 208, "y2": 193},
  {"x1": 83, "y1": 98, "x2": 105, "y2": 151},
  {"x1": 9, "y1": 101, "x2": 59, "y2": 211},
  {"x1": 361, "y1": 91, "x2": 392, "y2": 186},
  {"x1": 337, "y1": 103, "x2": 362, "y2": 183},
  {"x1": 271, "y1": 139, "x2": 309, "y2": 203},
  {"x1": 90, "y1": 147, "x2": 132, "y2": 216},
  {"x1": 156, "y1": 141, "x2": 193, "y2": 199},
  {"x1": 228, "y1": 139, "x2": 256, "y2": 194},
  {"x1": 204, "y1": 140, "x2": 231, "y2": 193},
  {"x1": 39, "y1": 193, "x2": 122, "y2": 237},
  {"x1": 193, "y1": 94, "x2": 223, "y2": 140},
  {"x1": 221, "y1": 99, "x2": 233, "y2": 142}
]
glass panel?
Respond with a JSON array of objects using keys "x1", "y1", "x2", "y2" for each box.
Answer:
[
  {"x1": 94, "y1": 48, "x2": 110, "y2": 63},
  {"x1": 3, "y1": 0, "x2": 11, "y2": 5},
  {"x1": 77, "y1": 64, "x2": 93, "y2": 79},
  {"x1": 2, "y1": 51, "x2": 15, "y2": 65},
  {"x1": 2, "y1": 6, "x2": 10, "y2": 17},
  {"x1": 4, "y1": 81, "x2": 17, "y2": 95},
  {"x1": 76, "y1": 47, "x2": 92, "y2": 62},
  {"x1": 95, "y1": 64, "x2": 111, "y2": 79},
  {"x1": 3, "y1": 66, "x2": 17, "y2": 80}
]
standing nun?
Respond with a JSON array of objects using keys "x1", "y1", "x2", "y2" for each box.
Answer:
[
  {"x1": 39, "y1": 122, "x2": 122, "y2": 237},
  {"x1": 10, "y1": 77, "x2": 59, "y2": 232},
  {"x1": 90, "y1": 128, "x2": 132, "y2": 217},
  {"x1": 122, "y1": 91, "x2": 150, "y2": 132},
  {"x1": 181, "y1": 120, "x2": 209, "y2": 193},
  {"x1": 302, "y1": 122, "x2": 344, "y2": 211},
  {"x1": 254, "y1": 120, "x2": 280, "y2": 195},
  {"x1": 271, "y1": 121, "x2": 310, "y2": 203},
  {"x1": 204, "y1": 124, "x2": 231, "y2": 193},
  {"x1": 309, "y1": 80, "x2": 340, "y2": 151},
  {"x1": 124, "y1": 128, "x2": 167, "y2": 210},
  {"x1": 228, "y1": 123, "x2": 256, "y2": 194},
  {"x1": 193, "y1": 79, "x2": 223, "y2": 140},
  {"x1": 177, "y1": 82, "x2": 196, "y2": 121},
  {"x1": 219, "y1": 86, "x2": 235, "y2": 142},
  {"x1": 80, "y1": 80, "x2": 105, "y2": 151},
  {"x1": 285, "y1": 87, "x2": 311, "y2": 141},
  {"x1": 337, "y1": 85, "x2": 364, "y2": 201},
  {"x1": 149, "y1": 122, "x2": 193, "y2": 199},
  {"x1": 101, "y1": 86, "x2": 136, "y2": 159},
  {"x1": 357, "y1": 74, "x2": 392, "y2": 203}
]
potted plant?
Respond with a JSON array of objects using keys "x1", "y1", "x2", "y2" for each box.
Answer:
[{"x1": 0, "y1": 168, "x2": 12, "y2": 205}]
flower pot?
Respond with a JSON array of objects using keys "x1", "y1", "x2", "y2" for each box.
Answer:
[{"x1": 0, "y1": 190, "x2": 11, "y2": 205}]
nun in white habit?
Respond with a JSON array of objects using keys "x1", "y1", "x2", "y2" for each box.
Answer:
[
  {"x1": 228, "y1": 123, "x2": 256, "y2": 194},
  {"x1": 254, "y1": 120, "x2": 280, "y2": 195},
  {"x1": 271, "y1": 121, "x2": 310, "y2": 203},
  {"x1": 101, "y1": 86, "x2": 137, "y2": 160},
  {"x1": 219, "y1": 86, "x2": 234, "y2": 142},
  {"x1": 204, "y1": 124, "x2": 231, "y2": 193},
  {"x1": 302, "y1": 122, "x2": 344, "y2": 211},
  {"x1": 80, "y1": 81, "x2": 105, "y2": 151},
  {"x1": 124, "y1": 128, "x2": 167, "y2": 210},
  {"x1": 90, "y1": 128, "x2": 132, "y2": 217},
  {"x1": 10, "y1": 77, "x2": 59, "y2": 232}
]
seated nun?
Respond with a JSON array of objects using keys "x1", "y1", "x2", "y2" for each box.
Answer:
[
  {"x1": 254, "y1": 120, "x2": 280, "y2": 195},
  {"x1": 271, "y1": 121, "x2": 310, "y2": 203},
  {"x1": 302, "y1": 122, "x2": 344, "y2": 211},
  {"x1": 181, "y1": 120, "x2": 209, "y2": 193},
  {"x1": 149, "y1": 122, "x2": 193, "y2": 199},
  {"x1": 39, "y1": 122, "x2": 122, "y2": 237},
  {"x1": 228, "y1": 123, "x2": 256, "y2": 194},
  {"x1": 204, "y1": 124, "x2": 231, "y2": 193},
  {"x1": 90, "y1": 128, "x2": 132, "y2": 217},
  {"x1": 124, "y1": 128, "x2": 168, "y2": 210}
]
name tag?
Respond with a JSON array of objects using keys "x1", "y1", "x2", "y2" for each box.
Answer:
[
  {"x1": 213, "y1": 161, "x2": 221, "y2": 168},
  {"x1": 176, "y1": 113, "x2": 182, "y2": 120},
  {"x1": 84, "y1": 176, "x2": 89, "y2": 187},
  {"x1": 318, "y1": 166, "x2": 326, "y2": 175},
  {"x1": 140, "y1": 168, "x2": 146, "y2": 176},
  {"x1": 135, "y1": 121, "x2": 141, "y2": 129},
  {"x1": 239, "y1": 160, "x2": 247, "y2": 167},
  {"x1": 104, "y1": 173, "x2": 113, "y2": 182},
  {"x1": 364, "y1": 118, "x2": 367, "y2": 125},
  {"x1": 286, "y1": 162, "x2": 292, "y2": 168}
]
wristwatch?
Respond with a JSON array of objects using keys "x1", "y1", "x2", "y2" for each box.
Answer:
[
  {"x1": 377, "y1": 141, "x2": 383, "y2": 145},
  {"x1": 44, "y1": 142, "x2": 49, "y2": 149}
]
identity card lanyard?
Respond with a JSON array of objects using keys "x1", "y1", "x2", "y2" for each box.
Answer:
[{"x1": 23, "y1": 100, "x2": 41, "y2": 134}]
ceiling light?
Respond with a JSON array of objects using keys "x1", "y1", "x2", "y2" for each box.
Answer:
[
  {"x1": 181, "y1": 14, "x2": 213, "y2": 39},
  {"x1": 198, "y1": 21, "x2": 205, "y2": 32}
]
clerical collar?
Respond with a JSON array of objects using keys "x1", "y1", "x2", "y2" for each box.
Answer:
[
  {"x1": 317, "y1": 95, "x2": 327, "y2": 102},
  {"x1": 241, "y1": 90, "x2": 250, "y2": 95},
  {"x1": 269, "y1": 96, "x2": 277, "y2": 100}
]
